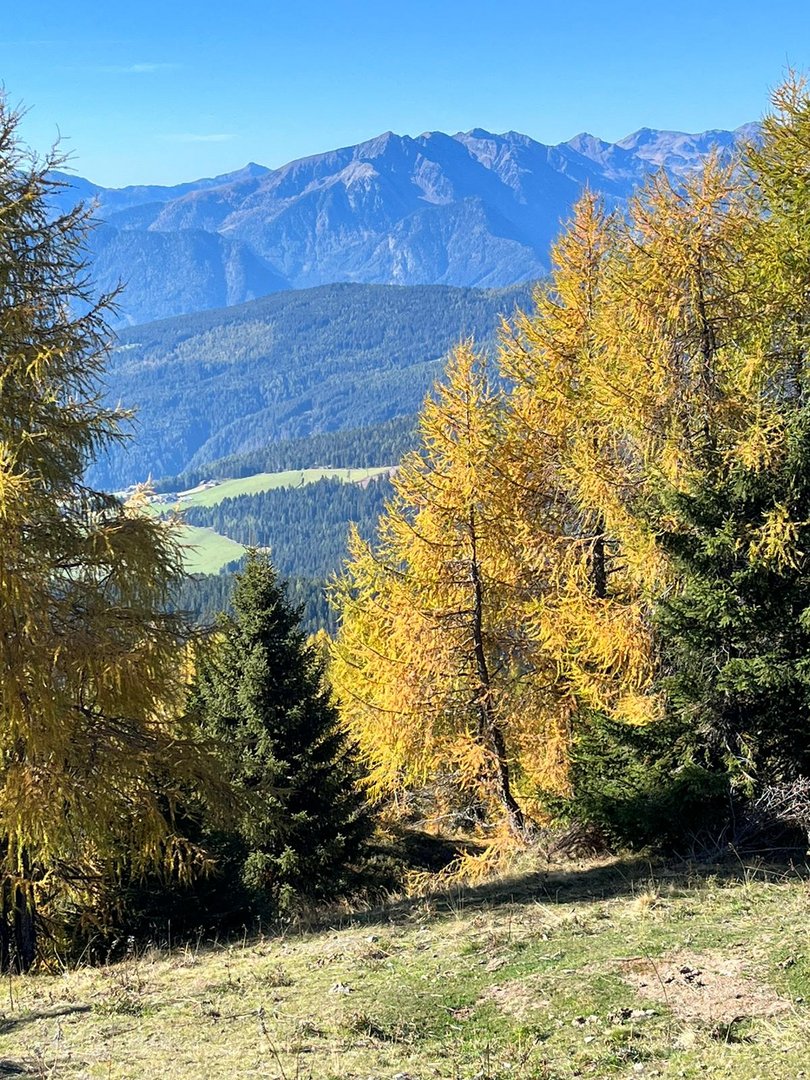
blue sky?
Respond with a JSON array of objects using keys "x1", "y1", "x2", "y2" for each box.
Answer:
[{"x1": 4, "y1": 1, "x2": 809, "y2": 186}]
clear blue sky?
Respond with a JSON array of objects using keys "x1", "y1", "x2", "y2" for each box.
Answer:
[{"x1": 4, "y1": 0, "x2": 808, "y2": 187}]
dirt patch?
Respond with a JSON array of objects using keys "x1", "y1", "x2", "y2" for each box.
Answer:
[
  {"x1": 479, "y1": 974, "x2": 551, "y2": 1019},
  {"x1": 621, "y1": 950, "x2": 790, "y2": 1024}
]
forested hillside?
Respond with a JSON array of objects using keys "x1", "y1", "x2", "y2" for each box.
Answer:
[
  {"x1": 154, "y1": 414, "x2": 416, "y2": 491},
  {"x1": 174, "y1": 571, "x2": 336, "y2": 635},
  {"x1": 93, "y1": 282, "x2": 529, "y2": 489},
  {"x1": 180, "y1": 474, "x2": 391, "y2": 579},
  {"x1": 169, "y1": 474, "x2": 394, "y2": 635}
]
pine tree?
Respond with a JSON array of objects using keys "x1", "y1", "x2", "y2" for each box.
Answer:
[
  {"x1": 0, "y1": 99, "x2": 225, "y2": 970},
  {"x1": 193, "y1": 553, "x2": 370, "y2": 914}
]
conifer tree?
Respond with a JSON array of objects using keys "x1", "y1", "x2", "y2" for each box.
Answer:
[
  {"x1": 193, "y1": 553, "x2": 370, "y2": 913},
  {"x1": 339, "y1": 74, "x2": 810, "y2": 849},
  {"x1": 499, "y1": 147, "x2": 769, "y2": 740},
  {"x1": 332, "y1": 343, "x2": 557, "y2": 835},
  {"x1": 654, "y1": 405, "x2": 810, "y2": 787},
  {"x1": 0, "y1": 100, "x2": 226, "y2": 970},
  {"x1": 746, "y1": 74, "x2": 810, "y2": 387},
  {"x1": 543, "y1": 76, "x2": 810, "y2": 839},
  {"x1": 499, "y1": 193, "x2": 658, "y2": 730}
]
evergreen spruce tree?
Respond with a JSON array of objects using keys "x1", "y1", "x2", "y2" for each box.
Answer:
[
  {"x1": 653, "y1": 406, "x2": 810, "y2": 788},
  {"x1": 561, "y1": 409, "x2": 810, "y2": 849},
  {"x1": 193, "y1": 553, "x2": 370, "y2": 915}
]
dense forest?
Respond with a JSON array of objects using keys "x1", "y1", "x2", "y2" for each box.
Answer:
[
  {"x1": 179, "y1": 475, "x2": 391, "y2": 579},
  {"x1": 93, "y1": 281, "x2": 531, "y2": 489},
  {"x1": 174, "y1": 572, "x2": 336, "y2": 635}
]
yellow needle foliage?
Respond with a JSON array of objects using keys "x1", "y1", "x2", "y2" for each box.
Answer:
[
  {"x1": 332, "y1": 342, "x2": 565, "y2": 832},
  {"x1": 501, "y1": 81, "x2": 810, "y2": 732},
  {"x1": 0, "y1": 101, "x2": 228, "y2": 964},
  {"x1": 333, "y1": 73, "x2": 810, "y2": 830},
  {"x1": 499, "y1": 192, "x2": 659, "y2": 727}
]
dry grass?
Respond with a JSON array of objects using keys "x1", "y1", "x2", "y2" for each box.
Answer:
[
  {"x1": 622, "y1": 950, "x2": 790, "y2": 1024},
  {"x1": 2, "y1": 855, "x2": 810, "y2": 1078}
]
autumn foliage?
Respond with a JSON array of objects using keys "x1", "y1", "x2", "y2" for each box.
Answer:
[{"x1": 332, "y1": 75, "x2": 810, "y2": 841}]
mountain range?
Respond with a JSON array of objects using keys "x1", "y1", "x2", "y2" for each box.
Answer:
[{"x1": 56, "y1": 123, "x2": 758, "y2": 326}]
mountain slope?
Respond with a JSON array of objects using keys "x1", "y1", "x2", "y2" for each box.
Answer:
[
  {"x1": 92, "y1": 282, "x2": 530, "y2": 489},
  {"x1": 89, "y1": 225, "x2": 287, "y2": 326},
  {"x1": 59, "y1": 123, "x2": 756, "y2": 324}
]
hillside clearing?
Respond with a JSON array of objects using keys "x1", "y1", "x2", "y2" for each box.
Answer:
[
  {"x1": 127, "y1": 467, "x2": 396, "y2": 578},
  {"x1": 164, "y1": 466, "x2": 394, "y2": 509},
  {"x1": 159, "y1": 467, "x2": 395, "y2": 575},
  {"x1": 177, "y1": 525, "x2": 247, "y2": 575},
  {"x1": 3, "y1": 858, "x2": 810, "y2": 1078}
]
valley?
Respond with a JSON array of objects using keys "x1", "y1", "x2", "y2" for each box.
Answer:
[
  {"x1": 77, "y1": 121, "x2": 759, "y2": 619},
  {"x1": 141, "y1": 463, "x2": 397, "y2": 629},
  {"x1": 80, "y1": 122, "x2": 762, "y2": 624}
]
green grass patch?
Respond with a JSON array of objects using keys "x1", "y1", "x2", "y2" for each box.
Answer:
[
  {"x1": 177, "y1": 525, "x2": 247, "y2": 575},
  {"x1": 4, "y1": 858, "x2": 810, "y2": 1077},
  {"x1": 171, "y1": 466, "x2": 393, "y2": 509}
]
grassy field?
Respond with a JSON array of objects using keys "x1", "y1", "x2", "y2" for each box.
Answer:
[
  {"x1": 134, "y1": 465, "x2": 395, "y2": 575},
  {"x1": 177, "y1": 525, "x2": 247, "y2": 575},
  {"x1": 3, "y1": 856, "x2": 810, "y2": 1078},
  {"x1": 173, "y1": 467, "x2": 394, "y2": 509}
]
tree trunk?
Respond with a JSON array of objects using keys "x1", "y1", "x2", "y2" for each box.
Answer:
[
  {"x1": 0, "y1": 851, "x2": 37, "y2": 974},
  {"x1": 591, "y1": 518, "x2": 608, "y2": 600},
  {"x1": 13, "y1": 883, "x2": 36, "y2": 974},
  {"x1": 693, "y1": 250, "x2": 719, "y2": 453},
  {"x1": 468, "y1": 510, "x2": 529, "y2": 839},
  {"x1": 0, "y1": 880, "x2": 10, "y2": 975}
]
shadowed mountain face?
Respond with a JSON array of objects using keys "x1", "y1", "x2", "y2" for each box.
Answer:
[{"x1": 56, "y1": 123, "x2": 757, "y2": 325}]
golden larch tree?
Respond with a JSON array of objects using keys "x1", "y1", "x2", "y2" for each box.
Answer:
[
  {"x1": 0, "y1": 101, "x2": 227, "y2": 970},
  {"x1": 332, "y1": 342, "x2": 559, "y2": 834}
]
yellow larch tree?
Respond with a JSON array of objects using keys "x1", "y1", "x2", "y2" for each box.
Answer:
[
  {"x1": 333, "y1": 73, "x2": 810, "y2": 842},
  {"x1": 743, "y1": 74, "x2": 810, "y2": 411},
  {"x1": 496, "y1": 77, "x2": 810, "y2": 771},
  {"x1": 498, "y1": 192, "x2": 658, "y2": 733},
  {"x1": 332, "y1": 342, "x2": 560, "y2": 835},
  {"x1": 0, "y1": 101, "x2": 229, "y2": 970},
  {"x1": 495, "y1": 152, "x2": 762, "y2": 758}
]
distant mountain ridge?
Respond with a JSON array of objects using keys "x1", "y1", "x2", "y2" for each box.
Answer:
[{"x1": 56, "y1": 122, "x2": 758, "y2": 325}]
